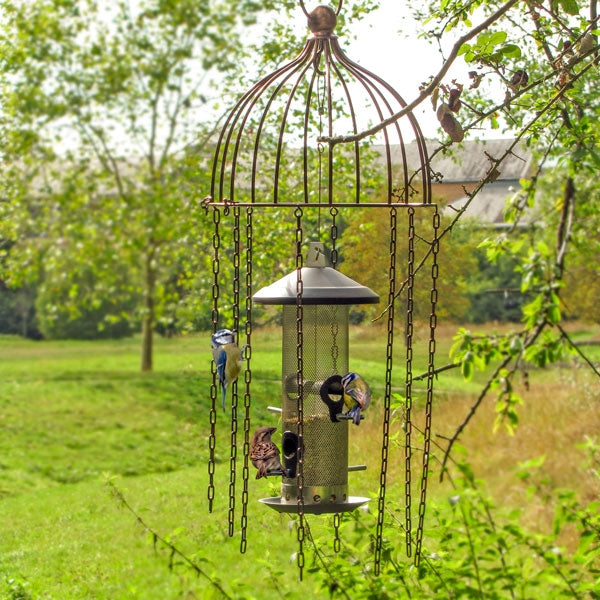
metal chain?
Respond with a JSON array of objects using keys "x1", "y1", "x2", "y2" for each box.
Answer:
[
  {"x1": 294, "y1": 207, "x2": 306, "y2": 580},
  {"x1": 208, "y1": 206, "x2": 221, "y2": 513},
  {"x1": 414, "y1": 208, "x2": 440, "y2": 565},
  {"x1": 374, "y1": 207, "x2": 397, "y2": 575},
  {"x1": 228, "y1": 207, "x2": 241, "y2": 537},
  {"x1": 333, "y1": 513, "x2": 341, "y2": 553},
  {"x1": 330, "y1": 207, "x2": 338, "y2": 268},
  {"x1": 240, "y1": 207, "x2": 253, "y2": 553},
  {"x1": 331, "y1": 307, "x2": 339, "y2": 373},
  {"x1": 405, "y1": 207, "x2": 416, "y2": 557}
]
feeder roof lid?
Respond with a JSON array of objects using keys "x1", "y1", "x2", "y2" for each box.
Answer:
[{"x1": 253, "y1": 243, "x2": 379, "y2": 306}]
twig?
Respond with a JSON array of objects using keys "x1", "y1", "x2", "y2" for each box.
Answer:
[
  {"x1": 412, "y1": 362, "x2": 460, "y2": 382},
  {"x1": 303, "y1": 519, "x2": 353, "y2": 600},
  {"x1": 106, "y1": 479, "x2": 233, "y2": 600},
  {"x1": 319, "y1": 0, "x2": 520, "y2": 146},
  {"x1": 556, "y1": 323, "x2": 600, "y2": 377}
]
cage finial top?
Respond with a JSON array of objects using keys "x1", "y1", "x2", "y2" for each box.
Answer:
[
  {"x1": 300, "y1": 1, "x2": 343, "y2": 19},
  {"x1": 307, "y1": 5, "x2": 337, "y2": 37}
]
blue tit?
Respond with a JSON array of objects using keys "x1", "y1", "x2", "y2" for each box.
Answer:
[
  {"x1": 341, "y1": 372, "x2": 371, "y2": 426},
  {"x1": 211, "y1": 328, "x2": 244, "y2": 411}
]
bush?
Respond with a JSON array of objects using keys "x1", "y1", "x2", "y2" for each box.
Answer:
[
  {"x1": 0, "y1": 286, "x2": 41, "y2": 339},
  {"x1": 35, "y1": 276, "x2": 138, "y2": 340}
]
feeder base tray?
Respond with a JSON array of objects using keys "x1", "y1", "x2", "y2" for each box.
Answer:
[{"x1": 258, "y1": 496, "x2": 370, "y2": 514}]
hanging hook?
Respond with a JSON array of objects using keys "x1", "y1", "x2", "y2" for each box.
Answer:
[
  {"x1": 299, "y1": 0, "x2": 343, "y2": 18},
  {"x1": 299, "y1": 0, "x2": 309, "y2": 17}
]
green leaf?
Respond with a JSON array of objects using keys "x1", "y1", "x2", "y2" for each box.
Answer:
[
  {"x1": 558, "y1": 0, "x2": 580, "y2": 14},
  {"x1": 500, "y1": 44, "x2": 522, "y2": 58},
  {"x1": 460, "y1": 355, "x2": 474, "y2": 380},
  {"x1": 548, "y1": 304, "x2": 561, "y2": 324}
]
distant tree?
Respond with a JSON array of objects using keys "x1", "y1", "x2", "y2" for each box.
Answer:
[{"x1": 0, "y1": 0, "x2": 296, "y2": 368}]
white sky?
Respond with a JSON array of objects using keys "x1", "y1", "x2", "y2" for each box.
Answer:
[
  {"x1": 274, "y1": 1, "x2": 511, "y2": 141},
  {"x1": 346, "y1": 2, "x2": 450, "y2": 138}
]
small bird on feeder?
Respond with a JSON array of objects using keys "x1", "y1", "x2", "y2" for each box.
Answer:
[
  {"x1": 211, "y1": 328, "x2": 245, "y2": 411},
  {"x1": 341, "y1": 372, "x2": 371, "y2": 425},
  {"x1": 250, "y1": 426, "x2": 284, "y2": 479}
]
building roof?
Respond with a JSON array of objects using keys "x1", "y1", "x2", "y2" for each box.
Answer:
[
  {"x1": 376, "y1": 138, "x2": 534, "y2": 225},
  {"x1": 443, "y1": 181, "x2": 523, "y2": 225},
  {"x1": 378, "y1": 138, "x2": 533, "y2": 183}
]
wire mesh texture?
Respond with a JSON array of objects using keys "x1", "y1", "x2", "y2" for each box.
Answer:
[{"x1": 204, "y1": 0, "x2": 439, "y2": 578}]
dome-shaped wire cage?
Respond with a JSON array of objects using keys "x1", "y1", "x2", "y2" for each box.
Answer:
[
  {"x1": 208, "y1": 3, "x2": 431, "y2": 207},
  {"x1": 204, "y1": 1, "x2": 440, "y2": 580}
]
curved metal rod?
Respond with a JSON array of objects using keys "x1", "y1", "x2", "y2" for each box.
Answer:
[
  {"x1": 213, "y1": 39, "x2": 313, "y2": 202},
  {"x1": 249, "y1": 42, "x2": 317, "y2": 203},
  {"x1": 273, "y1": 44, "x2": 319, "y2": 203},
  {"x1": 340, "y1": 56, "x2": 408, "y2": 203},
  {"x1": 332, "y1": 41, "x2": 431, "y2": 203},
  {"x1": 302, "y1": 55, "x2": 320, "y2": 204},
  {"x1": 230, "y1": 44, "x2": 313, "y2": 202},
  {"x1": 337, "y1": 47, "x2": 431, "y2": 204},
  {"x1": 212, "y1": 62, "x2": 293, "y2": 200},
  {"x1": 330, "y1": 39, "x2": 401, "y2": 204},
  {"x1": 328, "y1": 50, "x2": 361, "y2": 203},
  {"x1": 299, "y1": 0, "x2": 343, "y2": 17},
  {"x1": 299, "y1": 0, "x2": 310, "y2": 17}
]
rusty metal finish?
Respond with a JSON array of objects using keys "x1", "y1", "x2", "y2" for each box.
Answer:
[
  {"x1": 239, "y1": 207, "x2": 253, "y2": 554},
  {"x1": 208, "y1": 3, "x2": 431, "y2": 209},
  {"x1": 415, "y1": 208, "x2": 441, "y2": 565},
  {"x1": 227, "y1": 207, "x2": 242, "y2": 537},
  {"x1": 205, "y1": 0, "x2": 439, "y2": 575},
  {"x1": 294, "y1": 208, "x2": 306, "y2": 579},
  {"x1": 374, "y1": 207, "x2": 397, "y2": 575},
  {"x1": 405, "y1": 206, "x2": 416, "y2": 557},
  {"x1": 207, "y1": 205, "x2": 220, "y2": 513}
]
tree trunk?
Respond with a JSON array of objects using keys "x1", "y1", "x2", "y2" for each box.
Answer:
[{"x1": 141, "y1": 248, "x2": 156, "y2": 372}]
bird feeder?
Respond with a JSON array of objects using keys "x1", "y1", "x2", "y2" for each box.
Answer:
[
  {"x1": 253, "y1": 241, "x2": 378, "y2": 514},
  {"x1": 203, "y1": 0, "x2": 441, "y2": 573}
]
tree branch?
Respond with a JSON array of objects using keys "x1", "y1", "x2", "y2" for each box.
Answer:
[
  {"x1": 319, "y1": 0, "x2": 520, "y2": 146},
  {"x1": 106, "y1": 479, "x2": 233, "y2": 599}
]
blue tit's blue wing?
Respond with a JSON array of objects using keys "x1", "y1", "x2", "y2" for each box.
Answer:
[{"x1": 214, "y1": 347, "x2": 227, "y2": 411}]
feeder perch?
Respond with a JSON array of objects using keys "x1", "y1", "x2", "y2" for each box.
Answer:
[{"x1": 253, "y1": 242, "x2": 378, "y2": 514}]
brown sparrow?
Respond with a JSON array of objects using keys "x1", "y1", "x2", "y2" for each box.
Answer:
[{"x1": 250, "y1": 426, "x2": 283, "y2": 479}]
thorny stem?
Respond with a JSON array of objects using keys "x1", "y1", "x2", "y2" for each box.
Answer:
[
  {"x1": 303, "y1": 520, "x2": 352, "y2": 600},
  {"x1": 384, "y1": 508, "x2": 454, "y2": 597},
  {"x1": 106, "y1": 480, "x2": 234, "y2": 600},
  {"x1": 556, "y1": 323, "x2": 600, "y2": 377}
]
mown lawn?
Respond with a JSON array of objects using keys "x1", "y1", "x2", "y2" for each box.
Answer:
[{"x1": 0, "y1": 324, "x2": 598, "y2": 598}]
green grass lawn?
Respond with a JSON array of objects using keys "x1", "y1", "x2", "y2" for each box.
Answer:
[{"x1": 0, "y1": 325, "x2": 598, "y2": 599}]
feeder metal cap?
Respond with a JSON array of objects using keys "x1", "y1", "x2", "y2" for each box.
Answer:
[{"x1": 253, "y1": 242, "x2": 379, "y2": 306}]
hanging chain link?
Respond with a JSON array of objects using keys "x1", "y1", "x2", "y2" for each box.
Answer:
[
  {"x1": 331, "y1": 306, "x2": 339, "y2": 374},
  {"x1": 330, "y1": 207, "x2": 339, "y2": 268},
  {"x1": 228, "y1": 207, "x2": 241, "y2": 537},
  {"x1": 405, "y1": 206, "x2": 416, "y2": 557},
  {"x1": 208, "y1": 206, "x2": 221, "y2": 513},
  {"x1": 414, "y1": 208, "x2": 440, "y2": 565},
  {"x1": 240, "y1": 207, "x2": 253, "y2": 554},
  {"x1": 374, "y1": 207, "x2": 397, "y2": 575},
  {"x1": 333, "y1": 512, "x2": 341, "y2": 553},
  {"x1": 294, "y1": 207, "x2": 306, "y2": 580}
]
